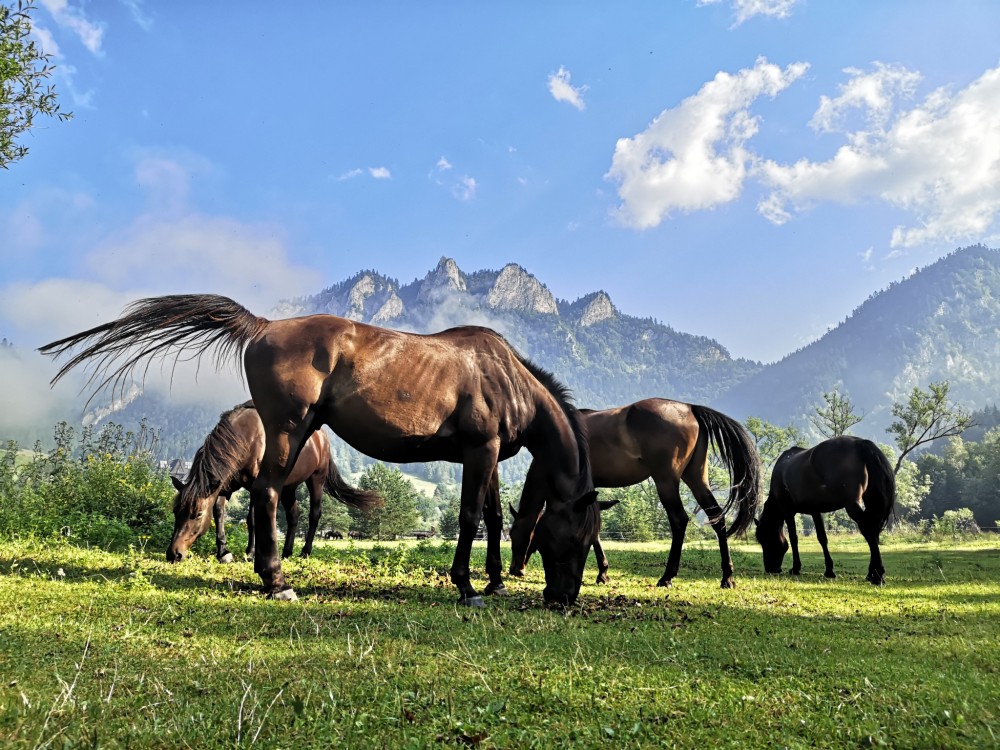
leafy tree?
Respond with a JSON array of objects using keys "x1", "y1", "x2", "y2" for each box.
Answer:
[
  {"x1": 878, "y1": 443, "x2": 931, "y2": 522},
  {"x1": 351, "y1": 463, "x2": 420, "y2": 540},
  {"x1": 437, "y1": 487, "x2": 461, "y2": 539},
  {"x1": 886, "y1": 381, "x2": 974, "y2": 474},
  {"x1": 1, "y1": 0, "x2": 72, "y2": 168},
  {"x1": 810, "y1": 388, "x2": 863, "y2": 438},
  {"x1": 744, "y1": 416, "x2": 804, "y2": 470}
]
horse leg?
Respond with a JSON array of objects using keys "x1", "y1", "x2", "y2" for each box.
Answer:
[
  {"x1": 508, "y1": 461, "x2": 546, "y2": 577},
  {"x1": 654, "y1": 478, "x2": 688, "y2": 588},
  {"x1": 845, "y1": 502, "x2": 885, "y2": 585},
  {"x1": 450, "y1": 441, "x2": 500, "y2": 607},
  {"x1": 300, "y1": 471, "x2": 324, "y2": 558},
  {"x1": 245, "y1": 502, "x2": 255, "y2": 561},
  {"x1": 214, "y1": 492, "x2": 235, "y2": 563},
  {"x1": 813, "y1": 513, "x2": 836, "y2": 578},
  {"x1": 685, "y1": 477, "x2": 735, "y2": 589},
  {"x1": 482, "y1": 467, "x2": 508, "y2": 596},
  {"x1": 250, "y1": 424, "x2": 311, "y2": 600},
  {"x1": 787, "y1": 513, "x2": 802, "y2": 575},
  {"x1": 593, "y1": 535, "x2": 610, "y2": 584},
  {"x1": 280, "y1": 486, "x2": 301, "y2": 559}
]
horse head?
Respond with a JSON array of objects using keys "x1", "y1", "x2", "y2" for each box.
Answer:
[
  {"x1": 166, "y1": 475, "x2": 221, "y2": 562},
  {"x1": 532, "y1": 490, "x2": 603, "y2": 606},
  {"x1": 754, "y1": 511, "x2": 789, "y2": 574}
]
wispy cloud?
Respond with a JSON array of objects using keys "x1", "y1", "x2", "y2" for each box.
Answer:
[
  {"x1": 120, "y1": 0, "x2": 154, "y2": 31},
  {"x1": 699, "y1": 0, "x2": 801, "y2": 26},
  {"x1": 548, "y1": 66, "x2": 588, "y2": 110},
  {"x1": 606, "y1": 57, "x2": 808, "y2": 229},
  {"x1": 759, "y1": 62, "x2": 1000, "y2": 248},
  {"x1": 337, "y1": 166, "x2": 391, "y2": 181},
  {"x1": 430, "y1": 158, "x2": 476, "y2": 201},
  {"x1": 39, "y1": 0, "x2": 105, "y2": 55},
  {"x1": 453, "y1": 176, "x2": 477, "y2": 202}
]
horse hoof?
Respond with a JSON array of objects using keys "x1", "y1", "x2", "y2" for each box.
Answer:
[
  {"x1": 596, "y1": 574, "x2": 610, "y2": 585},
  {"x1": 218, "y1": 552, "x2": 235, "y2": 564},
  {"x1": 508, "y1": 568, "x2": 525, "y2": 578},
  {"x1": 484, "y1": 584, "x2": 508, "y2": 597},
  {"x1": 867, "y1": 575, "x2": 885, "y2": 586},
  {"x1": 459, "y1": 595, "x2": 485, "y2": 608},
  {"x1": 789, "y1": 569, "x2": 802, "y2": 576},
  {"x1": 720, "y1": 578, "x2": 736, "y2": 589},
  {"x1": 270, "y1": 588, "x2": 298, "y2": 602},
  {"x1": 656, "y1": 578, "x2": 673, "y2": 588},
  {"x1": 824, "y1": 571, "x2": 837, "y2": 579}
]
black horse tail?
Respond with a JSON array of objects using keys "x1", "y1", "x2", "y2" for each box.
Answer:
[
  {"x1": 691, "y1": 404, "x2": 763, "y2": 538},
  {"x1": 323, "y1": 455, "x2": 383, "y2": 512},
  {"x1": 858, "y1": 439, "x2": 896, "y2": 531},
  {"x1": 38, "y1": 294, "x2": 271, "y2": 402}
]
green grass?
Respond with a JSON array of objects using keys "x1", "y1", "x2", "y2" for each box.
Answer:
[{"x1": 0, "y1": 535, "x2": 997, "y2": 749}]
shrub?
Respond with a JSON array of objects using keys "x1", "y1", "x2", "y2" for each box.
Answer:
[{"x1": 0, "y1": 422, "x2": 175, "y2": 550}]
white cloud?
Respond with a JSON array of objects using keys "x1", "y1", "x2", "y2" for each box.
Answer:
[
  {"x1": 606, "y1": 57, "x2": 808, "y2": 229},
  {"x1": 436, "y1": 157, "x2": 453, "y2": 172},
  {"x1": 453, "y1": 176, "x2": 477, "y2": 202},
  {"x1": 548, "y1": 66, "x2": 587, "y2": 111},
  {"x1": 810, "y1": 63, "x2": 921, "y2": 134},
  {"x1": 759, "y1": 63, "x2": 1000, "y2": 248},
  {"x1": 39, "y1": 0, "x2": 105, "y2": 55},
  {"x1": 338, "y1": 166, "x2": 391, "y2": 181},
  {"x1": 699, "y1": 0, "x2": 801, "y2": 26}
]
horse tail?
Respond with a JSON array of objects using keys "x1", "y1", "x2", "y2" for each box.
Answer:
[
  {"x1": 323, "y1": 454, "x2": 383, "y2": 512},
  {"x1": 691, "y1": 404, "x2": 763, "y2": 538},
  {"x1": 858, "y1": 439, "x2": 896, "y2": 531},
  {"x1": 38, "y1": 294, "x2": 271, "y2": 401}
]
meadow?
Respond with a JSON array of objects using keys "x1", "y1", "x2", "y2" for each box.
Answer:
[{"x1": 0, "y1": 535, "x2": 997, "y2": 749}]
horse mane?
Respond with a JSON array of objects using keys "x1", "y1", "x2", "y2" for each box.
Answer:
[
  {"x1": 178, "y1": 402, "x2": 256, "y2": 515},
  {"x1": 513, "y1": 352, "x2": 594, "y2": 498}
]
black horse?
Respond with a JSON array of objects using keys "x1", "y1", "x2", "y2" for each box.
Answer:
[{"x1": 756, "y1": 436, "x2": 896, "y2": 584}]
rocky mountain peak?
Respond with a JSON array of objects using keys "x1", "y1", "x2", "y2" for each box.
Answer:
[
  {"x1": 418, "y1": 256, "x2": 468, "y2": 303},
  {"x1": 486, "y1": 264, "x2": 558, "y2": 315},
  {"x1": 579, "y1": 291, "x2": 617, "y2": 327}
]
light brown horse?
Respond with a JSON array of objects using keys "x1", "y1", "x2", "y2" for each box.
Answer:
[
  {"x1": 40, "y1": 294, "x2": 596, "y2": 606},
  {"x1": 509, "y1": 398, "x2": 762, "y2": 589},
  {"x1": 167, "y1": 401, "x2": 380, "y2": 563}
]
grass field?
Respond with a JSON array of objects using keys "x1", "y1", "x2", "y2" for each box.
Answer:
[{"x1": 0, "y1": 534, "x2": 997, "y2": 749}]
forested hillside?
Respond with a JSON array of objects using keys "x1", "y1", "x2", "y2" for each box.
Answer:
[{"x1": 715, "y1": 245, "x2": 1000, "y2": 433}]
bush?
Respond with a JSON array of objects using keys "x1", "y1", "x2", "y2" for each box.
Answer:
[{"x1": 0, "y1": 422, "x2": 175, "y2": 550}]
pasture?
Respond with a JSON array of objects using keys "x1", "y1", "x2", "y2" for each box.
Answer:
[{"x1": 0, "y1": 535, "x2": 997, "y2": 749}]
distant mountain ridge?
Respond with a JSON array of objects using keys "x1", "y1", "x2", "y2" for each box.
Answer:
[{"x1": 8, "y1": 246, "x2": 1000, "y2": 477}]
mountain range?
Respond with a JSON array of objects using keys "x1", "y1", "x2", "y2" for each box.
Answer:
[{"x1": 5, "y1": 246, "x2": 1000, "y2": 473}]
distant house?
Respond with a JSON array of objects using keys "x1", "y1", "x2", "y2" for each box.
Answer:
[{"x1": 158, "y1": 458, "x2": 193, "y2": 481}]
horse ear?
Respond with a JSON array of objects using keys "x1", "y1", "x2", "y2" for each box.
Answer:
[
  {"x1": 574, "y1": 490, "x2": 599, "y2": 512},
  {"x1": 171, "y1": 475, "x2": 184, "y2": 491},
  {"x1": 508, "y1": 503, "x2": 519, "y2": 520},
  {"x1": 597, "y1": 499, "x2": 620, "y2": 511}
]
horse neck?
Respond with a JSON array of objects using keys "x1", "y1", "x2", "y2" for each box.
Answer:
[{"x1": 525, "y1": 396, "x2": 588, "y2": 501}]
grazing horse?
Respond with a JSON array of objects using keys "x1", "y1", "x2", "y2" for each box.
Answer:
[
  {"x1": 509, "y1": 399, "x2": 762, "y2": 589},
  {"x1": 166, "y1": 401, "x2": 379, "y2": 563},
  {"x1": 756, "y1": 436, "x2": 896, "y2": 584},
  {"x1": 40, "y1": 294, "x2": 595, "y2": 606}
]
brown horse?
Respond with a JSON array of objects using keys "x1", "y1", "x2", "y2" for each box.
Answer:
[
  {"x1": 40, "y1": 294, "x2": 595, "y2": 606},
  {"x1": 509, "y1": 398, "x2": 762, "y2": 589},
  {"x1": 166, "y1": 401, "x2": 380, "y2": 563},
  {"x1": 756, "y1": 436, "x2": 896, "y2": 584}
]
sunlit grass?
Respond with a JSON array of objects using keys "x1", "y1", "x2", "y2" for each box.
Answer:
[{"x1": 0, "y1": 534, "x2": 997, "y2": 748}]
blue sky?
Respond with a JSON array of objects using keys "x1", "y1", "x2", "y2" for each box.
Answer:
[{"x1": 3, "y1": 0, "x2": 1000, "y2": 378}]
